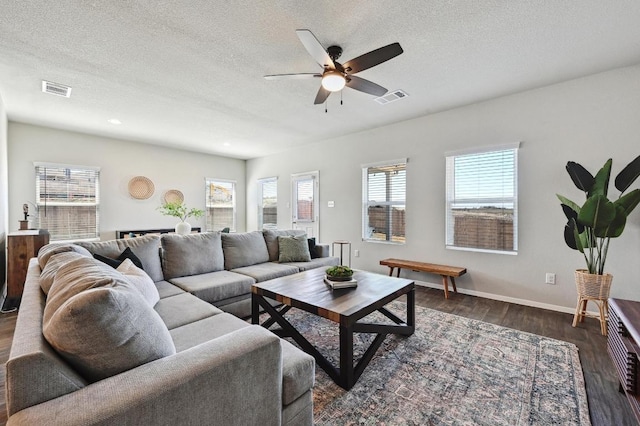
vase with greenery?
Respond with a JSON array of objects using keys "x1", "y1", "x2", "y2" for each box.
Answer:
[
  {"x1": 557, "y1": 156, "x2": 640, "y2": 275},
  {"x1": 158, "y1": 201, "x2": 204, "y2": 235}
]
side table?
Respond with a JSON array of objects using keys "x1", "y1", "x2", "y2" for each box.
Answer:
[{"x1": 332, "y1": 240, "x2": 351, "y2": 267}]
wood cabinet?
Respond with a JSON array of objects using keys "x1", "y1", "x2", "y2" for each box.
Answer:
[
  {"x1": 608, "y1": 298, "x2": 640, "y2": 423},
  {"x1": 6, "y1": 230, "x2": 49, "y2": 309}
]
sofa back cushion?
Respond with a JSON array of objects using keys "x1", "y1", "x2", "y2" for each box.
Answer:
[
  {"x1": 76, "y1": 234, "x2": 164, "y2": 282},
  {"x1": 263, "y1": 229, "x2": 306, "y2": 261},
  {"x1": 161, "y1": 232, "x2": 224, "y2": 279},
  {"x1": 43, "y1": 256, "x2": 176, "y2": 382},
  {"x1": 222, "y1": 231, "x2": 270, "y2": 270}
]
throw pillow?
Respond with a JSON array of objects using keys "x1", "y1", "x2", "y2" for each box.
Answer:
[
  {"x1": 37, "y1": 243, "x2": 92, "y2": 269},
  {"x1": 278, "y1": 234, "x2": 311, "y2": 263},
  {"x1": 43, "y1": 256, "x2": 175, "y2": 383},
  {"x1": 93, "y1": 247, "x2": 144, "y2": 270},
  {"x1": 40, "y1": 251, "x2": 89, "y2": 295},
  {"x1": 116, "y1": 258, "x2": 160, "y2": 307},
  {"x1": 263, "y1": 229, "x2": 306, "y2": 261},
  {"x1": 307, "y1": 237, "x2": 319, "y2": 259}
]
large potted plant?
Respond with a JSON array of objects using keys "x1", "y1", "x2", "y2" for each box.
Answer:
[
  {"x1": 158, "y1": 201, "x2": 204, "y2": 235},
  {"x1": 557, "y1": 155, "x2": 640, "y2": 333}
]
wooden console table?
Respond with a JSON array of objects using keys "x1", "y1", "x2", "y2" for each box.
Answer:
[
  {"x1": 5, "y1": 229, "x2": 50, "y2": 309},
  {"x1": 116, "y1": 227, "x2": 201, "y2": 239},
  {"x1": 608, "y1": 298, "x2": 640, "y2": 423}
]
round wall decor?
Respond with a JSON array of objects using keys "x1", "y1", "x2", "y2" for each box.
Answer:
[
  {"x1": 128, "y1": 176, "x2": 155, "y2": 200},
  {"x1": 163, "y1": 189, "x2": 184, "y2": 204}
]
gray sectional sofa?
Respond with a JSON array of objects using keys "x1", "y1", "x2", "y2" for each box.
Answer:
[{"x1": 5, "y1": 230, "x2": 339, "y2": 425}]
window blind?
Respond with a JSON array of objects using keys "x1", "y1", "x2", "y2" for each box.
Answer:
[
  {"x1": 362, "y1": 160, "x2": 407, "y2": 243},
  {"x1": 205, "y1": 178, "x2": 236, "y2": 231},
  {"x1": 35, "y1": 163, "x2": 100, "y2": 241},
  {"x1": 294, "y1": 178, "x2": 314, "y2": 222},
  {"x1": 258, "y1": 177, "x2": 277, "y2": 230},
  {"x1": 445, "y1": 146, "x2": 518, "y2": 253}
]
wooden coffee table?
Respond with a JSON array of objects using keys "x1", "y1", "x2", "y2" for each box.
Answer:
[{"x1": 251, "y1": 268, "x2": 415, "y2": 390}]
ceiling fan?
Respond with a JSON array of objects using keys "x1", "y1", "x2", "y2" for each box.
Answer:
[{"x1": 264, "y1": 29, "x2": 403, "y2": 105}]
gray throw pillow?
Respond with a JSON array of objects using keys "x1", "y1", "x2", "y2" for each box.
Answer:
[
  {"x1": 278, "y1": 234, "x2": 311, "y2": 262},
  {"x1": 222, "y1": 231, "x2": 270, "y2": 270},
  {"x1": 117, "y1": 258, "x2": 160, "y2": 307},
  {"x1": 161, "y1": 232, "x2": 224, "y2": 279},
  {"x1": 37, "y1": 243, "x2": 92, "y2": 269},
  {"x1": 40, "y1": 251, "x2": 89, "y2": 295},
  {"x1": 43, "y1": 256, "x2": 175, "y2": 382},
  {"x1": 263, "y1": 229, "x2": 306, "y2": 261}
]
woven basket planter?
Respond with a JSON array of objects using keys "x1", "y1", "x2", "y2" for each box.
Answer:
[{"x1": 574, "y1": 269, "x2": 612, "y2": 299}]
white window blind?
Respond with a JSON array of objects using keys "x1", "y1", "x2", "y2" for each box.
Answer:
[
  {"x1": 35, "y1": 163, "x2": 100, "y2": 241},
  {"x1": 445, "y1": 145, "x2": 518, "y2": 253},
  {"x1": 362, "y1": 159, "x2": 407, "y2": 243},
  {"x1": 293, "y1": 176, "x2": 314, "y2": 222},
  {"x1": 205, "y1": 178, "x2": 236, "y2": 231},
  {"x1": 258, "y1": 177, "x2": 277, "y2": 230}
]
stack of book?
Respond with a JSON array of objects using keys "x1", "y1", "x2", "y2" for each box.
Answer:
[{"x1": 324, "y1": 276, "x2": 358, "y2": 290}]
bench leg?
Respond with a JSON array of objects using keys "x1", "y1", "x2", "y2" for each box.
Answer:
[
  {"x1": 450, "y1": 276, "x2": 458, "y2": 293},
  {"x1": 387, "y1": 267, "x2": 394, "y2": 277},
  {"x1": 441, "y1": 275, "x2": 449, "y2": 299}
]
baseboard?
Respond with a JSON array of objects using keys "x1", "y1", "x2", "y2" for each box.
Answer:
[{"x1": 415, "y1": 281, "x2": 595, "y2": 316}]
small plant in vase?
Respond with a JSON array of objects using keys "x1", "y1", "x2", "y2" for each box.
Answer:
[{"x1": 158, "y1": 201, "x2": 204, "y2": 235}]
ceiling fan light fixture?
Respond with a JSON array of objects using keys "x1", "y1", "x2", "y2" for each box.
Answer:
[{"x1": 321, "y1": 70, "x2": 346, "y2": 92}]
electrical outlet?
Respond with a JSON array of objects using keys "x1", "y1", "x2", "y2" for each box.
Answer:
[
  {"x1": 545, "y1": 273, "x2": 556, "y2": 285},
  {"x1": 354, "y1": 249, "x2": 360, "y2": 257}
]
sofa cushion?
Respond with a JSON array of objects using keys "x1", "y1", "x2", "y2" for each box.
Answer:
[
  {"x1": 263, "y1": 229, "x2": 306, "y2": 261},
  {"x1": 161, "y1": 232, "x2": 224, "y2": 279},
  {"x1": 231, "y1": 263, "x2": 299, "y2": 283},
  {"x1": 42, "y1": 256, "x2": 176, "y2": 383},
  {"x1": 278, "y1": 234, "x2": 311, "y2": 263},
  {"x1": 117, "y1": 258, "x2": 160, "y2": 307},
  {"x1": 280, "y1": 339, "x2": 315, "y2": 406},
  {"x1": 153, "y1": 293, "x2": 223, "y2": 330},
  {"x1": 40, "y1": 251, "x2": 89, "y2": 295},
  {"x1": 169, "y1": 313, "x2": 252, "y2": 352},
  {"x1": 282, "y1": 256, "x2": 340, "y2": 272},
  {"x1": 94, "y1": 247, "x2": 144, "y2": 270},
  {"x1": 155, "y1": 280, "x2": 186, "y2": 299},
  {"x1": 222, "y1": 231, "x2": 270, "y2": 270},
  {"x1": 169, "y1": 270, "x2": 254, "y2": 304},
  {"x1": 37, "y1": 243, "x2": 92, "y2": 269},
  {"x1": 76, "y1": 234, "x2": 164, "y2": 282}
]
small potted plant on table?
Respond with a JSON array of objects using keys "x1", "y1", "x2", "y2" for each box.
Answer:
[{"x1": 158, "y1": 201, "x2": 204, "y2": 235}]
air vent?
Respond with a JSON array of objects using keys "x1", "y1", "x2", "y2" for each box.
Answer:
[
  {"x1": 41, "y1": 81, "x2": 72, "y2": 98},
  {"x1": 374, "y1": 89, "x2": 408, "y2": 105}
]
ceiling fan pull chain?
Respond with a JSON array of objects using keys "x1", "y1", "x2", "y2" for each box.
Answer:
[
  {"x1": 341, "y1": 90, "x2": 343, "y2": 106},
  {"x1": 325, "y1": 100, "x2": 328, "y2": 113}
]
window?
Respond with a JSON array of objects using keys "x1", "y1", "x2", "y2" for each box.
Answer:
[
  {"x1": 35, "y1": 163, "x2": 100, "y2": 241},
  {"x1": 205, "y1": 178, "x2": 236, "y2": 231},
  {"x1": 445, "y1": 144, "x2": 519, "y2": 253},
  {"x1": 362, "y1": 159, "x2": 407, "y2": 243},
  {"x1": 258, "y1": 177, "x2": 277, "y2": 230}
]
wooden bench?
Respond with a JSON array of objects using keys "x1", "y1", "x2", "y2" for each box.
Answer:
[{"x1": 380, "y1": 258, "x2": 467, "y2": 299}]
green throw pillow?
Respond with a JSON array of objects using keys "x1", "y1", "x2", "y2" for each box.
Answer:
[{"x1": 278, "y1": 234, "x2": 311, "y2": 262}]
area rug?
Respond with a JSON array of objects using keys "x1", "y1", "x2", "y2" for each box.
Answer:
[{"x1": 270, "y1": 302, "x2": 591, "y2": 425}]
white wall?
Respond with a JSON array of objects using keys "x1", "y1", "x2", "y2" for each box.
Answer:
[
  {"x1": 0, "y1": 93, "x2": 8, "y2": 294},
  {"x1": 8, "y1": 123, "x2": 246, "y2": 239},
  {"x1": 247, "y1": 65, "x2": 640, "y2": 312}
]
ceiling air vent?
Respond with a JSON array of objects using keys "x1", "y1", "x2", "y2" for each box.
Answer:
[
  {"x1": 41, "y1": 80, "x2": 72, "y2": 98},
  {"x1": 374, "y1": 89, "x2": 408, "y2": 105}
]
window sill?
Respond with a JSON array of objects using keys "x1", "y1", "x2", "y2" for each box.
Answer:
[{"x1": 446, "y1": 245, "x2": 517, "y2": 255}]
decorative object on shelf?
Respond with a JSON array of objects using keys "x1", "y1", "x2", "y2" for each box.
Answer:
[
  {"x1": 158, "y1": 201, "x2": 204, "y2": 235},
  {"x1": 19, "y1": 203, "x2": 29, "y2": 230},
  {"x1": 163, "y1": 189, "x2": 184, "y2": 204},
  {"x1": 557, "y1": 155, "x2": 640, "y2": 334},
  {"x1": 128, "y1": 176, "x2": 155, "y2": 200}
]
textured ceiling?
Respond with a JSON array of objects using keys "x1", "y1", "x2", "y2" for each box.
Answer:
[{"x1": 1, "y1": 1, "x2": 640, "y2": 159}]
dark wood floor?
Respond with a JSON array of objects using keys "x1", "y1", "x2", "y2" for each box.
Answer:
[{"x1": 0, "y1": 287, "x2": 635, "y2": 425}]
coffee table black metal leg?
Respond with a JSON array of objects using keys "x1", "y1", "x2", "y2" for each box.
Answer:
[
  {"x1": 251, "y1": 293, "x2": 259, "y2": 324},
  {"x1": 339, "y1": 324, "x2": 355, "y2": 390},
  {"x1": 407, "y1": 287, "x2": 415, "y2": 331}
]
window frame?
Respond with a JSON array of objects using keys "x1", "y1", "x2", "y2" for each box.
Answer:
[
  {"x1": 257, "y1": 176, "x2": 278, "y2": 230},
  {"x1": 361, "y1": 158, "x2": 407, "y2": 244},
  {"x1": 445, "y1": 143, "x2": 519, "y2": 255},
  {"x1": 34, "y1": 162, "x2": 100, "y2": 242},
  {"x1": 205, "y1": 178, "x2": 236, "y2": 232}
]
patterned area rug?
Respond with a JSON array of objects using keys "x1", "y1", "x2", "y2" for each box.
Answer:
[{"x1": 272, "y1": 302, "x2": 591, "y2": 425}]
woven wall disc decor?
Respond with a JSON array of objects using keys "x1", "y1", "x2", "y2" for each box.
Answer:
[
  {"x1": 163, "y1": 189, "x2": 184, "y2": 204},
  {"x1": 128, "y1": 176, "x2": 155, "y2": 200}
]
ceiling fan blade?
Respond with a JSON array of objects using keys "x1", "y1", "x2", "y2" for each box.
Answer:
[
  {"x1": 264, "y1": 73, "x2": 321, "y2": 80},
  {"x1": 296, "y1": 29, "x2": 335, "y2": 69},
  {"x1": 345, "y1": 75, "x2": 387, "y2": 97},
  {"x1": 314, "y1": 86, "x2": 331, "y2": 104},
  {"x1": 342, "y1": 42, "x2": 403, "y2": 74}
]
